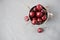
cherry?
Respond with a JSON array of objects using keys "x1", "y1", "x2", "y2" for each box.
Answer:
[
  {"x1": 36, "y1": 4, "x2": 42, "y2": 11},
  {"x1": 37, "y1": 18, "x2": 42, "y2": 22},
  {"x1": 41, "y1": 9, "x2": 47, "y2": 14},
  {"x1": 31, "y1": 19, "x2": 37, "y2": 25},
  {"x1": 37, "y1": 18, "x2": 42, "y2": 24},
  {"x1": 24, "y1": 16, "x2": 29, "y2": 21},
  {"x1": 37, "y1": 28, "x2": 44, "y2": 33},
  {"x1": 36, "y1": 12, "x2": 43, "y2": 17},
  {"x1": 33, "y1": 7, "x2": 37, "y2": 11},
  {"x1": 29, "y1": 12, "x2": 35, "y2": 17},
  {"x1": 42, "y1": 15, "x2": 47, "y2": 21}
]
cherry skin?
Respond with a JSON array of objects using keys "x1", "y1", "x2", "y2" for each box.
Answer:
[
  {"x1": 41, "y1": 9, "x2": 47, "y2": 14},
  {"x1": 31, "y1": 19, "x2": 37, "y2": 25},
  {"x1": 37, "y1": 18, "x2": 42, "y2": 22},
  {"x1": 29, "y1": 12, "x2": 35, "y2": 17},
  {"x1": 37, "y1": 28, "x2": 44, "y2": 33},
  {"x1": 37, "y1": 18, "x2": 42, "y2": 24},
  {"x1": 33, "y1": 7, "x2": 37, "y2": 11},
  {"x1": 36, "y1": 4, "x2": 42, "y2": 11},
  {"x1": 36, "y1": 12, "x2": 43, "y2": 17},
  {"x1": 42, "y1": 15, "x2": 47, "y2": 21},
  {"x1": 24, "y1": 16, "x2": 29, "y2": 21}
]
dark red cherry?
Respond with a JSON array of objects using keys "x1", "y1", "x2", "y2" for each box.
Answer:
[
  {"x1": 29, "y1": 12, "x2": 35, "y2": 17},
  {"x1": 42, "y1": 15, "x2": 47, "y2": 21},
  {"x1": 41, "y1": 9, "x2": 47, "y2": 14},
  {"x1": 24, "y1": 16, "x2": 29, "y2": 21},
  {"x1": 37, "y1": 18, "x2": 42, "y2": 22},
  {"x1": 36, "y1": 12, "x2": 43, "y2": 17},
  {"x1": 36, "y1": 4, "x2": 42, "y2": 11},
  {"x1": 37, "y1": 18, "x2": 42, "y2": 24},
  {"x1": 31, "y1": 19, "x2": 37, "y2": 25},
  {"x1": 37, "y1": 28, "x2": 44, "y2": 33},
  {"x1": 33, "y1": 7, "x2": 37, "y2": 11}
]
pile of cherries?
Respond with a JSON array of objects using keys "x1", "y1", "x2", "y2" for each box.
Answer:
[
  {"x1": 24, "y1": 4, "x2": 48, "y2": 33},
  {"x1": 29, "y1": 4, "x2": 47, "y2": 25}
]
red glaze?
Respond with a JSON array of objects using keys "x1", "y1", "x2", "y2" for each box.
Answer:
[
  {"x1": 37, "y1": 28, "x2": 44, "y2": 33},
  {"x1": 42, "y1": 15, "x2": 47, "y2": 21},
  {"x1": 24, "y1": 16, "x2": 29, "y2": 21},
  {"x1": 32, "y1": 19, "x2": 37, "y2": 25},
  {"x1": 36, "y1": 12, "x2": 43, "y2": 17},
  {"x1": 36, "y1": 4, "x2": 42, "y2": 11},
  {"x1": 29, "y1": 12, "x2": 35, "y2": 17}
]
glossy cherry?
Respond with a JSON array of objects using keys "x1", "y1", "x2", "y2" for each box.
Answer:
[
  {"x1": 42, "y1": 15, "x2": 47, "y2": 21},
  {"x1": 29, "y1": 12, "x2": 35, "y2": 17},
  {"x1": 36, "y1": 12, "x2": 43, "y2": 17},
  {"x1": 36, "y1": 4, "x2": 42, "y2": 11},
  {"x1": 24, "y1": 16, "x2": 29, "y2": 21},
  {"x1": 32, "y1": 19, "x2": 37, "y2": 25},
  {"x1": 41, "y1": 9, "x2": 47, "y2": 14},
  {"x1": 37, "y1": 28, "x2": 44, "y2": 33},
  {"x1": 33, "y1": 7, "x2": 37, "y2": 11},
  {"x1": 37, "y1": 18, "x2": 42, "y2": 22}
]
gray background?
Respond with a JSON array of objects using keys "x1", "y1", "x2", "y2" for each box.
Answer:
[{"x1": 0, "y1": 0, "x2": 60, "y2": 40}]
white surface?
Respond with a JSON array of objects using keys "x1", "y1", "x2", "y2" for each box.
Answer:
[{"x1": 0, "y1": 0, "x2": 60, "y2": 40}]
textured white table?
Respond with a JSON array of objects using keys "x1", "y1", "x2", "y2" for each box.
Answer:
[{"x1": 0, "y1": 0, "x2": 60, "y2": 40}]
